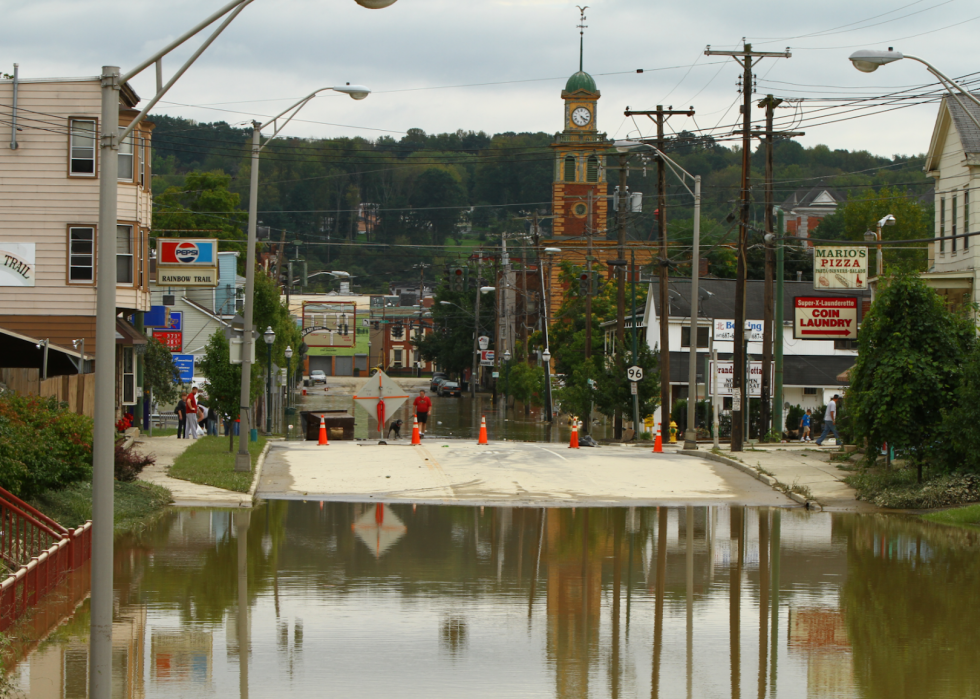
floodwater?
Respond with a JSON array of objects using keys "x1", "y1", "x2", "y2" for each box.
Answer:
[
  {"x1": 294, "y1": 390, "x2": 618, "y2": 443},
  {"x1": 13, "y1": 503, "x2": 980, "y2": 698}
]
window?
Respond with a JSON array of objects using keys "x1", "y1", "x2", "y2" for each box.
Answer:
[
  {"x1": 138, "y1": 228, "x2": 146, "y2": 288},
  {"x1": 940, "y1": 197, "x2": 946, "y2": 253},
  {"x1": 965, "y1": 189, "x2": 970, "y2": 250},
  {"x1": 681, "y1": 326, "x2": 710, "y2": 348},
  {"x1": 586, "y1": 156, "x2": 599, "y2": 183},
  {"x1": 952, "y1": 195, "x2": 958, "y2": 252},
  {"x1": 118, "y1": 128, "x2": 134, "y2": 182},
  {"x1": 564, "y1": 156, "x2": 576, "y2": 182},
  {"x1": 393, "y1": 349, "x2": 403, "y2": 367},
  {"x1": 804, "y1": 387, "x2": 818, "y2": 395},
  {"x1": 68, "y1": 227, "x2": 95, "y2": 283},
  {"x1": 833, "y1": 339, "x2": 859, "y2": 350},
  {"x1": 138, "y1": 136, "x2": 146, "y2": 188},
  {"x1": 121, "y1": 346, "x2": 136, "y2": 405},
  {"x1": 116, "y1": 225, "x2": 133, "y2": 284},
  {"x1": 69, "y1": 119, "x2": 96, "y2": 176}
]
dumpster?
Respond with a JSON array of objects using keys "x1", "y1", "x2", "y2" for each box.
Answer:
[{"x1": 300, "y1": 410, "x2": 355, "y2": 441}]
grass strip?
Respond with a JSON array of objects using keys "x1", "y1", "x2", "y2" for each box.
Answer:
[
  {"x1": 31, "y1": 480, "x2": 173, "y2": 534},
  {"x1": 168, "y1": 435, "x2": 266, "y2": 493},
  {"x1": 922, "y1": 504, "x2": 980, "y2": 529},
  {"x1": 844, "y1": 466, "x2": 980, "y2": 509}
]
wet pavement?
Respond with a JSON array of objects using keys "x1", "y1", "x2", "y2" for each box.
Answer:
[{"x1": 13, "y1": 502, "x2": 980, "y2": 698}]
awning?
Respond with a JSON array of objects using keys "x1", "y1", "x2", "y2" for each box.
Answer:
[{"x1": 116, "y1": 317, "x2": 148, "y2": 346}]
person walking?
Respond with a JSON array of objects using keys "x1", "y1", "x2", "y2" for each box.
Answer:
[
  {"x1": 799, "y1": 409, "x2": 812, "y2": 442},
  {"x1": 413, "y1": 389, "x2": 432, "y2": 437},
  {"x1": 175, "y1": 396, "x2": 186, "y2": 439},
  {"x1": 815, "y1": 395, "x2": 841, "y2": 447},
  {"x1": 184, "y1": 387, "x2": 200, "y2": 440}
]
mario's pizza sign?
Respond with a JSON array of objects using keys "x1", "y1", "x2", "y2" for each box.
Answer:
[{"x1": 813, "y1": 246, "x2": 867, "y2": 290}]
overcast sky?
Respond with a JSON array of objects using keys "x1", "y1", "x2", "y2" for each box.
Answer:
[{"x1": 2, "y1": 0, "x2": 977, "y2": 158}]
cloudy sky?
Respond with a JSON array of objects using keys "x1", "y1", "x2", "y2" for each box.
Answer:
[{"x1": 2, "y1": 0, "x2": 977, "y2": 157}]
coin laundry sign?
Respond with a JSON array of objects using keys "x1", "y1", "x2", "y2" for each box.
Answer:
[
  {"x1": 813, "y1": 246, "x2": 867, "y2": 290},
  {"x1": 156, "y1": 239, "x2": 218, "y2": 287},
  {"x1": 794, "y1": 297, "x2": 859, "y2": 339}
]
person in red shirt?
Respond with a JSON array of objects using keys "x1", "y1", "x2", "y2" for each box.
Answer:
[
  {"x1": 184, "y1": 387, "x2": 200, "y2": 440},
  {"x1": 413, "y1": 389, "x2": 432, "y2": 436}
]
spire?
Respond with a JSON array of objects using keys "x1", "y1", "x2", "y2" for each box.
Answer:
[{"x1": 577, "y1": 6, "x2": 588, "y2": 72}]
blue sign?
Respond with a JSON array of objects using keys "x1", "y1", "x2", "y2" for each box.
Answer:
[
  {"x1": 145, "y1": 306, "x2": 182, "y2": 330},
  {"x1": 172, "y1": 354, "x2": 195, "y2": 383}
]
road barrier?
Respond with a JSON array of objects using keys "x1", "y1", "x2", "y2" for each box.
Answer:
[
  {"x1": 0, "y1": 487, "x2": 91, "y2": 632},
  {"x1": 411, "y1": 415, "x2": 421, "y2": 445},
  {"x1": 477, "y1": 416, "x2": 488, "y2": 445},
  {"x1": 569, "y1": 418, "x2": 579, "y2": 449},
  {"x1": 318, "y1": 415, "x2": 329, "y2": 446}
]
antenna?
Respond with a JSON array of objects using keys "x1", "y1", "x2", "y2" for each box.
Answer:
[{"x1": 576, "y1": 5, "x2": 589, "y2": 72}]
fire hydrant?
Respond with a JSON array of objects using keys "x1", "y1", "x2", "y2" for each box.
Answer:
[{"x1": 669, "y1": 420, "x2": 678, "y2": 443}]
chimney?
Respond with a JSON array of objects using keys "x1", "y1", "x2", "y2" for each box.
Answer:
[{"x1": 699, "y1": 257, "x2": 709, "y2": 277}]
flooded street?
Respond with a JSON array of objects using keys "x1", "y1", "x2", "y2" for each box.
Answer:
[{"x1": 13, "y1": 502, "x2": 980, "y2": 698}]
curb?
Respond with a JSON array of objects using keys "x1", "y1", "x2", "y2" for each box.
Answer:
[
  {"x1": 248, "y1": 439, "x2": 274, "y2": 504},
  {"x1": 679, "y1": 449, "x2": 822, "y2": 511}
]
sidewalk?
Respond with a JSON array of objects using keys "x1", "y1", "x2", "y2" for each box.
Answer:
[
  {"x1": 134, "y1": 435, "x2": 254, "y2": 508},
  {"x1": 680, "y1": 442, "x2": 875, "y2": 512}
]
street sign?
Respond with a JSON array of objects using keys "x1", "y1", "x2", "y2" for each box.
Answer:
[
  {"x1": 813, "y1": 246, "x2": 868, "y2": 290},
  {"x1": 794, "y1": 297, "x2": 859, "y2": 340},
  {"x1": 480, "y1": 350, "x2": 495, "y2": 366},
  {"x1": 172, "y1": 354, "x2": 195, "y2": 383},
  {"x1": 478, "y1": 336, "x2": 490, "y2": 350},
  {"x1": 630, "y1": 381, "x2": 638, "y2": 395},
  {"x1": 352, "y1": 370, "x2": 409, "y2": 435},
  {"x1": 714, "y1": 319, "x2": 763, "y2": 342},
  {"x1": 627, "y1": 365, "x2": 643, "y2": 382},
  {"x1": 152, "y1": 329, "x2": 182, "y2": 352}
]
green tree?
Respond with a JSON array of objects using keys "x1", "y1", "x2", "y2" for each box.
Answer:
[
  {"x1": 838, "y1": 186, "x2": 932, "y2": 272},
  {"x1": 408, "y1": 168, "x2": 468, "y2": 245},
  {"x1": 142, "y1": 337, "x2": 182, "y2": 406},
  {"x1": 938, "y1": 345, "x2": 980, "y2": 472},
  {"x1": 594, "y1": 339, "x2": 661, "y2": 427},
  {"x1": 253, "y1": 269, "x2": 304, "y2": 380},
  {"x1": 416, "y1": 283, "x2": 494, "y2": 378},
  {"x1": 198, "y1": 331, "x2": 261, "y2": 451},
  {"x1": 849, "y1": 271, "x2": 975, "y2": 478}
]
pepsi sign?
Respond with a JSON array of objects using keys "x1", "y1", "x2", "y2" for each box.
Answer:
[{"x1": 157, "y1": 239, "x2": 217, "y2": 266}]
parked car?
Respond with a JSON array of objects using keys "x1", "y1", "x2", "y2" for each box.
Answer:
[
  {"x1": 439, "y1": 381, "x2": 461, "y2": 397},
  {"x1": 430, "y1": 375, "x2": 448, "y2": 392},
  {"x1": 310, "y1": 370, "x2": 327, "y2": 385}
]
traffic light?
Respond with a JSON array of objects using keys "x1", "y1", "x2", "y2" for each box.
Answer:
[
  {"x1": 592, "y1": 271, "x2": 602, "y2": 295},
  {"x1": 450, "y1": 267, "x2": 465, "y2": 291},
  {"x1": 302, "y1": 261, "x2": 308, "y2": 287},
  {"x1": 579, "y1": 272, "x2": 590, "y2": 296}
]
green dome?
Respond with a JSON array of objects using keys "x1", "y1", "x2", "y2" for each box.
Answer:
[{"x1": 565, "y1": 71, "x2": 597, "y2": 93}]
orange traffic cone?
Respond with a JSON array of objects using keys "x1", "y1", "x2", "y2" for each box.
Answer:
[
  {"x1": 411, "y1": 415, "x2": 421, "y2": 445},
  {"x1": 569, "y1": 417, "x2": 579, "y2": 449},
  {"x1": 477, "y1": 416, "x2": 488, "y2": 445},
  {"x1": 653, "y1": 422, "x2": 662, "y2": 453},
  {"x1": 318, "y1": 415, "x2": 329, "y2": 446}
]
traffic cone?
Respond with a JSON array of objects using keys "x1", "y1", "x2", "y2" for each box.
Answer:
[
  {"x1": 569, "y1": 417, "x2": 579, "y2": 449},
  {"x1": 318, "y1": 415, "x2": 329, "y2": 446},
  {"x1": 477, "y1": 416, "x2": 488, "y2": 445},
  {"x1": 653, "y1": 422, "x2": 662, "y2": 453},
  {"x1": 411, "y1": 415, "x2": 421, "y2": 445}
]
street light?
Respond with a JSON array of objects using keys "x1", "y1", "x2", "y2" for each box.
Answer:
[
  {"x1": 284, "y1": 345, "x2": 293, "y2": 408},
  {"x1": 264, "y1": 326, "x2": 276, "y2": 433},
  {"x1": 614, "y1": 140, "x2": 703, "y2": 449},
  {"x1": 540, "y1": 248, "x2": 560, "y2": 422},
  {"x1": 875, "y1": 214, "x2": 896, "y2": 277},
  {"x1": 471, "y1": 286, "x2": 496, "y2": 397},
  {"x1": 90, "y1": 2, "x2": 396, "y2": 696},
  {"x1": 848, "y1": 49, "x2": 980, "y2": 131}
]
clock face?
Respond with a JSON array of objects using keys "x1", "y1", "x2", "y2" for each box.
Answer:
[{"x1": 571, "y1": 106, "x2": 592, "y2": 127}]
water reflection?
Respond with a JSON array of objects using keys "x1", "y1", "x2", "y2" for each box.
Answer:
[{"x1": 12, "y1": 504, "x2": 980, "y2": 698}]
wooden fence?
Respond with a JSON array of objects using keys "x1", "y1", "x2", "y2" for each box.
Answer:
[{"x1": 0, "y1": 368, "x2": 95, "y2": 418}]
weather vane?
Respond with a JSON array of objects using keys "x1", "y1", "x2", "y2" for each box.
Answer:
[{"x1": 576, "y1": 5, "x2": 589, "y2": 72}]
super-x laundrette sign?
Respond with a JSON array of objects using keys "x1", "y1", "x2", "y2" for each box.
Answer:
[{"x1": 156, "y1": 239, "x2": 217, "y2": 265}]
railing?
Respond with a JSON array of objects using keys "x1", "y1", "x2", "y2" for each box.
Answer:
[{"x1": 0, "y1": 486, "x2": 92, "y2": 632}]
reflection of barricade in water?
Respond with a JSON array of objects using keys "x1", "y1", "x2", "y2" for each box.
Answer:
[{"x1": 0, "y1": 485, "x2": 92, "y2": 632}]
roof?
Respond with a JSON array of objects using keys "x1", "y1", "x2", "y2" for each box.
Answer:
[
  {"x1": 650, "y1": 277, "x2": 870, "y2": 321},
  {"x1": 947, "y1": 94, "x2": 980, "y2": 155},
  {"x1": 564, "y1": 71, "x2": 597, "y2": 94},
  {"x1": 925, "y1": 94, "x2": 980, "y2": 172},
  {"x1": 0, "y1": 326, "x2": 89, "y2": 376},
  {"x1": 667, "y1": 351, "x2": 853, "y2": 388},
  {"x1": 780, "y1": 185, "x2": 846, "y2": 212}
]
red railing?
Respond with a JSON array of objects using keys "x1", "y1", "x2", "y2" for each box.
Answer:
[{"x1": 0, "y1": 486, "x2": 92, "y2": 632}]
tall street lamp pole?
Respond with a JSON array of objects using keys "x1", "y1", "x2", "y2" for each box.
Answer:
[
  {"x1": 615, "y1": 140, "x2": 701, "y2": 449},
  {"x1": 235, "y1": 87, "x2": 370, "y2": 472},
  {"x1": 91, "y1": 4, "x2": 396, "y2": 695},
  {"x1": 541, "y1": 247, "x2": 560, "y2": 422},
  {"x1": 264, "y1": 326, "x2": 276, "y2": 433},
  {"x1": 285, "y1": 345, "x2": 293, "y2": 409}
]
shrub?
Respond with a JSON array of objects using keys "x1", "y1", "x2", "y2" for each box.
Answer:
[
  {"x1": 114, "y1": 439, "x2": 155, "y2": 482},
  {"x1": 937, "y1": 345, "x2": 980, "y2": 472},
  {"x1": 0, "y1": 393, "x2": 93, "y2": 499},
  {"x1": 785, "y1": 404, "x2": 805, "y2": 436}
]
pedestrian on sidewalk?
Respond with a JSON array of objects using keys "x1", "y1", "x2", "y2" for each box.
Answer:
[
  {"x1": 175, "y1": 397, "x2": 186, "y2": 439},
  {"x1": 413, "y1": 389, "x2": 432, "y2": 437},
  {"x1": 815, "y1": 395, "x2": 840, "y2": 446},
  {"x1": 799, "y1": 409, "x2": 812, "y2": 442},
  {"x1": 184, "y1": 387, "x2": 200, "y2": 440}
]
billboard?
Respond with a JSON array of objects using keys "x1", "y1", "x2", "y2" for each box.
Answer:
[
  {"x1": 0, "y1": 243, "x2": 35, "y2": 287},
  {"x1": 152, "y1": 329, "x2": 182, "y2": 352},
  {"x1": 156, "y1": 238, "x2": 218, "y2": 288},
  {"x1": 708, "y1": 360, "x2": 773, "y2": 398},
  {"x1": 302, "y1": 301, "x2": 357, "y2": 348},
  {"x1": 794, "y1": 297, "x2": 858, "y2": 340},
  {"x1": 813, "y1": 246, "x2": 868, "y2": 290},
  {"x1": 714, "y1": 319, "x2": 764, "y2": 343},
  {"x1": 480, "y1": 350, "x2": 495, "y2": 366},
  {"x1": 172, "y1": 354, "x2": 195, "y2": 383}
]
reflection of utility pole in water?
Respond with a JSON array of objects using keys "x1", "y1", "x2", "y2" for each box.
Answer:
[
  {"x1": 626, "y1": 506, "x2": 637, "y2": 640},
  {"x1": 612, "y1": 510, "x2": 624, "y2": 699},
  {"x1": 758, "y1": 508, "x2": 770, "y2": 699},
  {"x1": 731, "y1": 506, "x2": 744, "y2": 699},
  {"x1": 769, "y1": 509, "x2": 781, "y2": 696},
  {"x1": 235, "y1": 510, "x2": 251, "y2": 699},
  {"x1": 686, "y1": 506, "x2": 694, "y2": 699},
  {"x1": 652, "y1": 507, "x2": 667, "y2": 698},
  {"x1": 528, "y1": 509, "x2": 546, "y2": 626}
]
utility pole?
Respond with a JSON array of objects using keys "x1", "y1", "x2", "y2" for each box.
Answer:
[
  {"x1": 616, "y1": 153, "x2": 628, "y2": 344},
  {"x1": 624, "y1": 105, "x2": 695, "y2": 437},
  {"x1": 753, "y1": 96, "x2": 802, "y2": 437},
  {"x1": 415, "y1": 262, "x2": 429, "y2": 377},
  {"x1": 705, "y1": 42, "x2": 790, "y2": 451},
  {"x1": 584, "y1": 191, "x2": 594, "y2": 434},
  {"x1": 774, "y1": 208, "x2": 785, "y2": 436},
  {"x1": 472, "y1": 256, "x2": 482, "y2": 397}
]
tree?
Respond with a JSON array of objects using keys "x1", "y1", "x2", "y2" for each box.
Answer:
[
  {"x1": 938, "y1": 345, "x2": 980, "y2": 472},
  {"x1": 594, "y1": 339, "x2": 661, "y2": 427},
  {"x1": 408, "y1": 168, "x2": 468, "y2": 245},
  {"x1": 142, "y1": 337, "x2": 182, "y2": 406},
  {"x1": 416, "y1": 283, "x2": 494, "y2": 378},
  {"x1": 848, "y1": 271, "x2": 975, "y2": 478},
  {"x1": 198, "y1": 330, "x2": 260, "y2": 451},
  {"x1": 253, "y1": 269, "x2": 304, "y2": 380},
  {"x1": 838, "y1": 186, "x2": 932, "y2": 272}
]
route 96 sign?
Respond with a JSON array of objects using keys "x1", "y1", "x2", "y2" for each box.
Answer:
[{"x1": 627, "y1": 366, "x2": 643, "y2": 382}]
